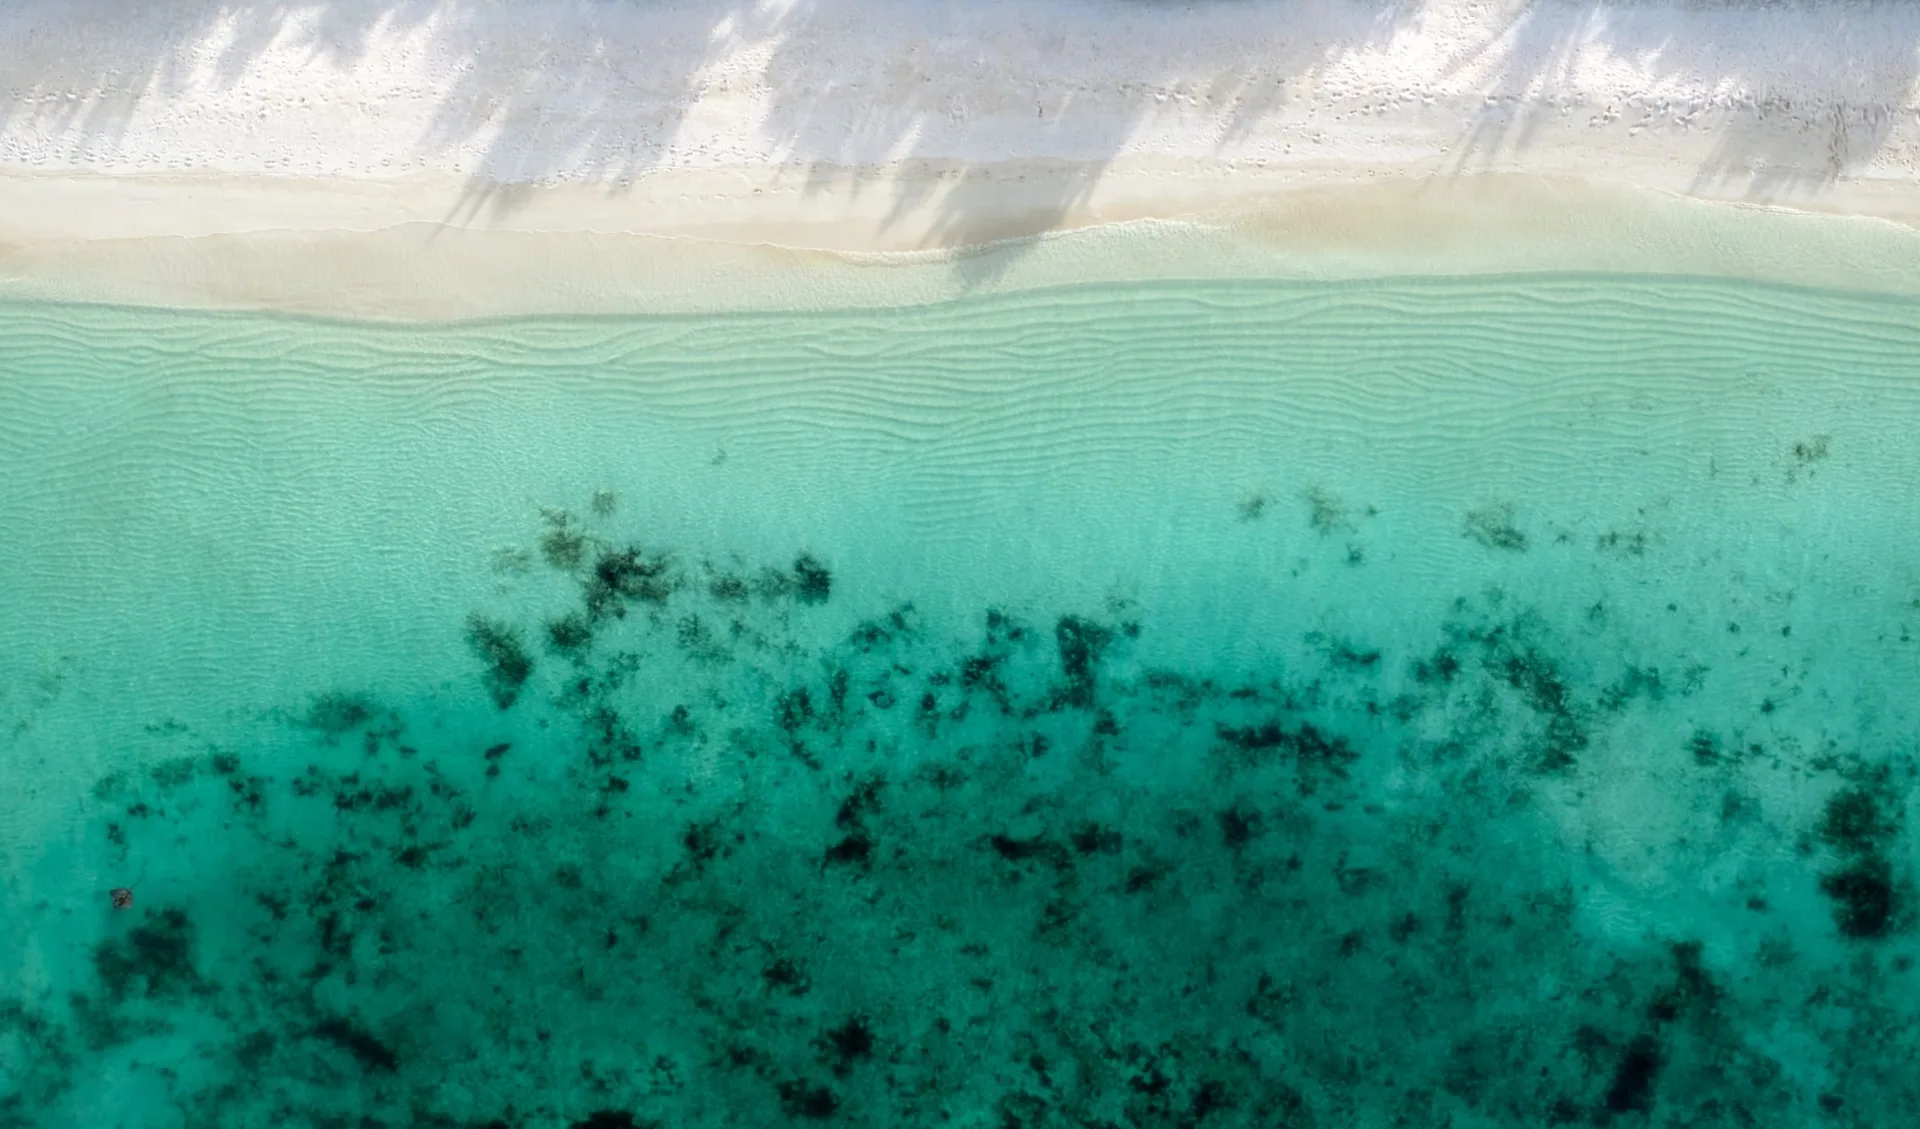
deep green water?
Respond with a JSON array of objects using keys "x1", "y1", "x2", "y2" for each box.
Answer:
[{"x1": 2, "y1": 275, "x2": 1917, "y2": 1128}]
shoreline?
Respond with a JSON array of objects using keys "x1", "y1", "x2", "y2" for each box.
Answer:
[
  {"x1": 7, "y1": 170, "x2": 1920, "y2": 319},
  {"x1": 5, "y1": 0, "x2": 1920, "y2": 317}
]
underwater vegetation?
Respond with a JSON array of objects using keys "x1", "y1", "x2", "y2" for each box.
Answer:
[
  {"x1": 1814, "y1": 772, "x2": 1909, "y2": 939},
  {"x1": 1464, "y1": 502, "x2": 1528, "y2": 552},
  {"x1": 7, "y1": 492, "x2": 1918, "y2": 1129},
  {"x1": 466, "y1": 615, "x2": 534, "y2": 710}
]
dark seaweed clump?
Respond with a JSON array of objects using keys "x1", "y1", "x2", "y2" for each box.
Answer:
[
  {"x1": 587, "y1": 547, "x2": 675, "y2": 616},
  {"x1": 1602, "y1": 1034, "x2": 1663, "y2": 1114},
  {"x1": 792, "y1": 553, "x2": 832, "y2": 604},
  {"x1": 1814, "y1": 777, "x2": 1905, "y2": 939},
  {"x1": 311, "y1": 1016, "x2": 399, "y2": 1073},
  {"x1": 302, "y1": 692, "x2": 378, "y2": 735},
  {"x1": 1052, "y1": 615, "x2": 1113, "y2": 709},
  {"x1": 92, "y1": 908, "x2": 202, "y2": 1000},
  {"x1": 571, "y1": 1113, "x2": 657, "y2": 1129},
  {"x1": 465, "y1": 614, "x2": 534, "y2": 709},
  {"x1": 1821, "y1": 857, "x2": 1897, "y2": 940},
  {"x1": 546, "y1": 611, "x2": 595, "y2": 655}
]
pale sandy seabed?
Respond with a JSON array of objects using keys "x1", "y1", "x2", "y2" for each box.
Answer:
[{"x1": 4, "y1": 0, "x2": 1920, "y2": 315}]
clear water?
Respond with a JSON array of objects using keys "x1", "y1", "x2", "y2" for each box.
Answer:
[{"x1": 2, "y1": 275, "x2": 1917, "y2": 1128}]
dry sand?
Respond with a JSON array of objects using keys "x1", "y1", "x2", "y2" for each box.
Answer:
[{"x1": 5, "y1": 0, "x2": 1920, "y2": 316}]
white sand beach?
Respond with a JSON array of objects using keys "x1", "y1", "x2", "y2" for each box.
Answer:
[{"x1": 5, "y1": 0, "x2": 1920, "y2": 315}]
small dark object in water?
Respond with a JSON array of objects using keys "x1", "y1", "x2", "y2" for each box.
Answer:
[{"x1": 110, "y1": 868, "x2": 144, "y2": 909}]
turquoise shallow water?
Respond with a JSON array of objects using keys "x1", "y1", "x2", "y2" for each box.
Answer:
[{"x1": 2, "y1": 274, "x2": 1918, "y2": 1128}]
